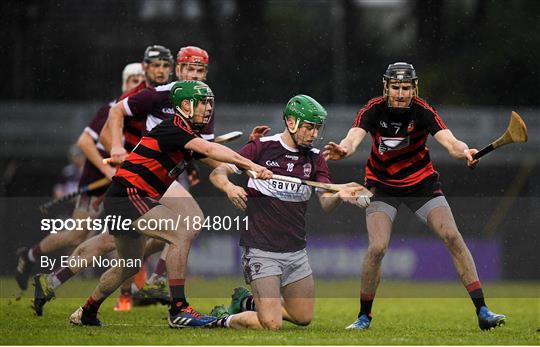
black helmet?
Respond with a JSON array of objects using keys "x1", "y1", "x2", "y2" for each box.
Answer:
[
  {"x1": 143, "y1": 45, "x2": 174, "y2": 63},
  {"x1": 382, "y1": 62, "x2": 418, "y2": 114},
  {"x1": 383, "y1": 62, "x2": 417, "y2": 82}
]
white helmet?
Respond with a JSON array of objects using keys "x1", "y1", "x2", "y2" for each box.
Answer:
[{"x1": 121, "y1": 62, "x2": 144, "y2": 92}]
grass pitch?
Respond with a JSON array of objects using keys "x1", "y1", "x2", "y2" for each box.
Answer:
[{"x1": 1, "y1": 277, "x2": 538, "y2": 345}]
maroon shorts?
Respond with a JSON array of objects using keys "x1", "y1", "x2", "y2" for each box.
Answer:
[{"x1": 79, "y1": 160, "x2": 110, "y2": 197}]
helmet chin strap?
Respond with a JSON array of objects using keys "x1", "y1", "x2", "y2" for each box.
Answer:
[
  {"x1": 286, "y1": 119, "x2": 313, "y2": 152},
  {"x1": 383, "y1": 80, "x2": 417, "y2": 114},
  {"x1": 175, "y1": 100, "x2": 196, "y2": 120}
]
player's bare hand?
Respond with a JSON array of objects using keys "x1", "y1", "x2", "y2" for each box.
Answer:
[
  {"x1": 336, "y1": 184, "x2": 372, "y2": 208},
  {"x1": 226, "y1": 184, "x2": 248, "y2": 211},
  {"x1": 464, "y1": 149, "x2": 480, "y2": 168},
  {"x1": 101, "y1": 164, "x2": 117, "y2": 180},
  {"x1": 110, "y1": 146, "x2": 127, "y2": 164},
  {"x1": 187, "y1": 163, "x2": 201, "y2": 187},
  {"x1": 250, "y1": 164, "x2": 273, "y2": 180},
  {"x1": 323, "y1": 142, "x2": 348, "y2": 161},
  {"x1": 249, "y1": 125, "x2": 271, "y2": 141}
]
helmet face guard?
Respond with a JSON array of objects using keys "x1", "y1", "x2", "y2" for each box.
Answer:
[
  {"x1": 292, "y1": 120, "x2": 326, "y2": 151},
  {"x1": 178, "y1": 62, "x2": 208, "y2": 81},
  {"x1": 283, "y1": 94, "x2": 327, "y2": 150},
  {"x1": 190, "y1": 93, "x2": 214, "y2": 130},
  {"x1": 383, "y1": 62, "x2": 418, "y2": 113},
  {"x1": 176, "y1": 46, "x2": 209, "y2": 81},
  {"x1": 171, "y1": 81, "x2": 214, "y2": 130}
]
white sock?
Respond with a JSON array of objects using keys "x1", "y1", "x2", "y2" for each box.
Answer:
[
  {"x1": 27, "y1": 249, "x2": 36, "y2": 263},
  {"x1": 49, "y1": 274, "x2": 62, "y2": 290},
  {"x1": 224, "y1": 314, "x2": 234, "y2": 328},
  {"x1": 131, "y1": 283, "x2": 140, "y2": 293}
]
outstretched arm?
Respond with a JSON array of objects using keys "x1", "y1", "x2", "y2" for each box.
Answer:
[
  {"x1": 318, "y1": 183, "x2": 371, "y2": 213},
  {"x1": 324, "y1": 127, "x2": 367, "y2": 160},
  {"x1": 434, "y1": 129, "x2": 479, "y2": 168},
  {"x1": 185, "y1": 137, "x2": 272, "y2": 179}
]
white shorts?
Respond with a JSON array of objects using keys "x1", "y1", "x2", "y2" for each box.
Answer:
[{"x1": 241, "y1": 247, "x2": 312, "y2": 287}]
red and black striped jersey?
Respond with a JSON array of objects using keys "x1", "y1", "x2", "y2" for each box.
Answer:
[
  {"x1": 122, "y1": 81, "x2": 215, "y2": 140},
  {"x1": 352, "y1": 96, "x2": 447, "y2": 189},
  {"x1": 113, "y1": 115, "x2": 200, "y2": 199},
  {"x1": 117, "y1": 81, "x2": 148, "y2": 152}
]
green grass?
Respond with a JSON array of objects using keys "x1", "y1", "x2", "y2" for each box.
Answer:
[{"x1": 1, "y1": 277, "x2": 538, "y2": 345}]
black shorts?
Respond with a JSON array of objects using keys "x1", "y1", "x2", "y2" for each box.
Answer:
[
  {"x1": 103, "y1": 181, "x2": 160, "y2": 237},
  {"x1": 367, "y1": 173, "x2": 444, "y2": 212}
]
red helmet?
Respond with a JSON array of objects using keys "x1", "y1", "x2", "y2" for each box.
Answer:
[{"x1": 176, "y1": 46, "x2": 209, "y2": 65}]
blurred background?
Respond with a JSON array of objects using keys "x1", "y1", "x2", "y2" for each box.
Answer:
[{"x1": 1, "y1": 0, "x2": 538, "y2": 284}]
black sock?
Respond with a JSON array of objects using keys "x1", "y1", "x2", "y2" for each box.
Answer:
[
  {"x1": 469, "y1": 289, "x2": 486, "y2": 314},
  {"x1": 169, "y1": 298, "x2": 188, "y2": 315},
  {"x1": 169, "y1": 279, "x2": 187, "y2": 315},
  {"x1": 359, "y1": 292, "x2": 374, "y2": 318},
  {"x1": 121, "y1": 287, "x2": 131, "y2": 296},
  {"x1": 83, "y1": 296, "x2": 104, "y2": 317},
  {"x1": 466, "y1": 281, "x2": 486, "y2": 314}
]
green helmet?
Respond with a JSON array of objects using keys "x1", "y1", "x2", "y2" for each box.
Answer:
[
  {"x1": 283, "y1": 94, "x2": 327, "y2": 133},
  {"x1": 170, "y1": 80, "x2": 214, "y2": 121}
]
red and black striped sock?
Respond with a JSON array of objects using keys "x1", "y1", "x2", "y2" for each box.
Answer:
[
  {"x1": 169, "y1": 279, "x2": 187, "y2": 315},
  {"x1": 359, "y1": 292, "x2": 375, "y2": 318},
  {"x1": 466, "y1": 281, "x2": 486, "y2": 314},
  {"x1": 82, "y1": 296, "x2": 104, "y2": 317}
]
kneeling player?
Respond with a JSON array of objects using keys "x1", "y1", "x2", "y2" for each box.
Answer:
[
  {"x1": 209, "y1": 95, "x2": 370, "y2": 330},
  {"x1": 69, "y1": 80, "x2": 272, "y2": 328}
]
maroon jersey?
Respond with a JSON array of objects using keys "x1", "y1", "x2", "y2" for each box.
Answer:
[
  {"x1": 230, "y1": 134, "x2": 331, "y2": 252},
  {"x1": 118, "y1": 81, "x2": 148, "y2": 152},
  {"x1": 353, "y1": 96, "x2": 447, "y2": 189},
  {"x1": 113, "y1": 116, "x2": 199, "y2": 199},
  {"x1": 121, "y1": 81, "x2": 215, "y2": 140},
  {"x1": 78, "y1": 103, "x2": 113, "y2": 195}
]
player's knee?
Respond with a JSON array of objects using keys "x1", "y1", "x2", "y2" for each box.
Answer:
[
  {"x1": 180, "y1": 212, "x2": 204, "y2": 238},
  {"x1": 368, "y1": 243, "x2": 387, "y2": 259},
  {"x1": 67, "y1": 230, "x2": 89, "y2": 247},
  {"x1": 72, "y1": 243, "x2": 89, "y2": 258},
  {"x1": 184, "y1": 227, "x2": 201, "y2": 242},
  {"x1": 122, "y1": 264, "x2": 141, "y2": 278},
  {"x1": 291, "y1": 315, "x2": 312, "y2": 326},
  {"x1": 260, "y1": 318, "x2": 282, "y2": 331},
  {"x1": 442, "y1": 231, "x2": 463, "y2": 249},
  {"x1": 167, "y1": 233, "x2": 183, "y2": 248},
  {"x1": 98, "y1": 235, "x2": 117, "y2": 254}
]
